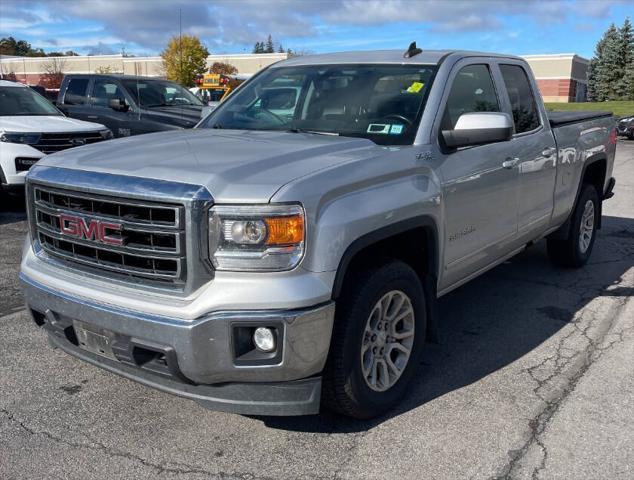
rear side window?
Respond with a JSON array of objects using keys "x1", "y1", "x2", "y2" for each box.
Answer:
[
  {"x1": 442, "y1": 64, "x2": 500, "y2": 130},
  {"x1": 499, "y1": 65, "x2": 540, "y2": 133},
  {"x1": 63, "y1": 78, "x2": 89, "y2": 105}
]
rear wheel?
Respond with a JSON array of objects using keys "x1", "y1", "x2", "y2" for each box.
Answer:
[
  {"x1": 547, "y1": 183, "x2": 599, "y2": 268},
  {"x1": 322, "y1": 260, "x2": 426, "y2": 419}
]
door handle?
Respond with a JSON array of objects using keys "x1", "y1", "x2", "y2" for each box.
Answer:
[
  {"x1": 542, "y1": 147, "x2": 556, "y2": 157},
  {"x1": 502, "y1": 157, "x2": 520, "y2": 169},
  {"x1": 87, "y1": 115, "x2": 99, "y2": 119}
]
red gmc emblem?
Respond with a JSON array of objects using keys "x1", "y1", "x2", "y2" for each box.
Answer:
[{"x1": 58, "y1": 214, "x2": 123, "y2": 246}]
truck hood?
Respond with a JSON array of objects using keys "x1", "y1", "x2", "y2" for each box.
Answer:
[
  {"x1": 0, "y1": 115, "x2": 105, "y2": 133},
  {"x1": 37, "y1": 128, "x2": 377, "y2": 202}
]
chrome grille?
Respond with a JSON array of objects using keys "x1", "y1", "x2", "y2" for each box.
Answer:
[
  {"x1": 34, "y1": 131, "x2": 105, "y2": 154},
  {"x1": 32, "y1": 185, "x2": 186, "y2": 284}
]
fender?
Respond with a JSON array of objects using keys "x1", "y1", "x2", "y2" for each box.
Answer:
[
  {"x1": 550, "y1": 152, "x2": 608, "y2": 240},
  {"x1": 331, "y1": 216, "x2": 441, "y2": 343}
]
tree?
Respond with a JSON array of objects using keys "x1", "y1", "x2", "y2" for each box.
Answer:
[
  {"x1": 210, "y1": 62, "x2": 238, "y2": 75},
  {"x1": 41, "y1": 57, "x2": 66, "y2": 89},
  {"x1": 265, "y1": 35, "x2": 274, "y2": 53},
  {"x1": 0, "y1": 69, "x2": 17, "y2": 81},
  {"x1": 95, "y1": 65, "x2": 114, "y2": 74},
  {"x1": 0, "y1": 37, "x2": 32, "y2": 56},
  {"x1": 161, "y1": 35, "x2": 209, "y2": 87},
  {"x1": 252, "y1": 41, "x2": 263, "y2": 54},
  {"x1": 616, "y1": 18, "x2": 634, "y2": 99},
  {"x1": 0, "y1": 37, "x2": 79, "y2": 57},
  {"x1": 588, "y1": 18, "x2": 634, "y2": 101}
]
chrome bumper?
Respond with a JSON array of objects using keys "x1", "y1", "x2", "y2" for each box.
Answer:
[{"x1": 20, "y1": 273, "x2": 335, "y2": 415}]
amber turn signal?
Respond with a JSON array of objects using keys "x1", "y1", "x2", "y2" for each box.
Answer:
[{"x1": 265, "y1": 215, "x2": 304, "y2": 246}]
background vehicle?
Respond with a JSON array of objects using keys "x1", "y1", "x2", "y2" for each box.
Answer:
[
  {"x1": 20, "y1": 49, "x2": 616, "y2": 419},
  {"x1": 192, "y1": 73, "x2": 248, "y2": 112},
  {"x1": 617, "y1": 115, "x2": 634, "y2": 139},
  {"x1": 0, "y1": 80, "x2": 111, "y2": 195},
  {"x1": 57, "y1": 74, "x2": 204, "y2": 137}
]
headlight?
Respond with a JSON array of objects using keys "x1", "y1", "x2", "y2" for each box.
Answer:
[
  {"x1": 0, "y1": 132, "x2": 41, "y2": 145},
  {"x1": 209, "y1": 204, "x2": 305, "y2": 271},
  {"x1": 99, "y1": 129, "x2": 114, "y2": 140}
]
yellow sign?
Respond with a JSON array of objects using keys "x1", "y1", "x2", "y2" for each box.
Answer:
[{"x1": 407, "y1": 82, "x2": 424, "y2": 93}]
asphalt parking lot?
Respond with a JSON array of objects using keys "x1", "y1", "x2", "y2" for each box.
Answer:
[{"x1": 1, "y1": 140, "x2": 632, "y2": 480}]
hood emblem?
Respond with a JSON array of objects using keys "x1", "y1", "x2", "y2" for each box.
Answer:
[{"x1": 70, "y1": 138, "x2": 86, "y2": 146}]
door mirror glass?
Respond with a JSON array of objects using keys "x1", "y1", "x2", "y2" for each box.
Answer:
[
  {"x1": 108, "y1": 98, "x2": 129, "y2": 112},
  {"x1": 442, "y1": 112, "x2": 513, "y2": 148}
]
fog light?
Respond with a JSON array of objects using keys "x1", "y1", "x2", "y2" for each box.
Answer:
[{"x1": 253, "y1": 327, "x2": 276, "y2": 352}]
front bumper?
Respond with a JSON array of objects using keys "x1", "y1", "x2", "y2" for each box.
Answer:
[{"x1": 20, "y1": 273, "x2": 335, "y2": 416}]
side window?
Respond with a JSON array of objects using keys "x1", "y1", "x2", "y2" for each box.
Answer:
[
  {"x1": 63, "y1": 78, "x2": 89, "y2": 105},
  {"x1": 91, "y1": 79, "x2": 123, "y2": 107},
  {"x1": 499, "y1": 64, "x2": 540, "y2": 134},
  {"x1": 442, "y1": 64, "x2": 500, "y2": 130}
]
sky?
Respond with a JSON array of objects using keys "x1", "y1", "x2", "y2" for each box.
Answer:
[{"x1": 1, "y1": 0, "x2": 632, "y2": 58}]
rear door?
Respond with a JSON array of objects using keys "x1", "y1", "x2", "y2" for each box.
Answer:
[
  {"x1": 58, "y1": 77, "x2": 93, "y2": 121},
  {"x1": 493, "y1": 62, "x2": 557, "y2": 239},
  {"x1": 436, "y1": 60, "x2": 519, "y2": 290}
]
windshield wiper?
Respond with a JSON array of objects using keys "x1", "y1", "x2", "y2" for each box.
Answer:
[{"x1": 287, "y1": 127, "x2": 339, "y2": 136}]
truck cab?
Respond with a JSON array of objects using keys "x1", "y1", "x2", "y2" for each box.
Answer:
[{"x1": 57, "y1": 74, "x2": 205, "y2": 137}]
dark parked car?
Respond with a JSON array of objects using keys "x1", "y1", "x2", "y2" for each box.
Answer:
[
  {"x1": 617, "y1": 115, "x2": 634, "y2": 140},
  {"x1": 57, "y1": 74, "x2": 205, "y2": 137}
]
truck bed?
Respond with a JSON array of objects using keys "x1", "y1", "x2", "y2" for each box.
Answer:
[{"x1": 548, "y1": 110, "x2": 613, "y2": 127}]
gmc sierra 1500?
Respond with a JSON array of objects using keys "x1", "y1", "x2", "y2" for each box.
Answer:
[{"x1": 20, "y1": 48, "x2": 617, "y2": 418}]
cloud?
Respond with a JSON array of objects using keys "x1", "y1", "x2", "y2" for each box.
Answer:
[
  {"x1": 1, "y1": 0, "x2": 629, "y2": 54},
  {"x1": 86, "y1": 41, "x2": 118, "y2": 55}
]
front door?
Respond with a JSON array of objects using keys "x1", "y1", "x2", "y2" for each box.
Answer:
[
  {"x1": 88, "y1": 78, "x2": 133, "y2": 137},
  {"x1": 436, "y1": 62, "x2": 519, "y2": 291}
]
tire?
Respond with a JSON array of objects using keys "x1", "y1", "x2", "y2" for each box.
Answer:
[
  {"x1": 547, "y1": 183, "x2": 599, "y2": 268},
  {"x1": 322, "y1": 260, "x2": 426, "y2": 419}
]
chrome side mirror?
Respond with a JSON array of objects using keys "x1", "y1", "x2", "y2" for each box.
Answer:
[{"x1": 442, "y1": 112, "x2": 513, "y2": 148}]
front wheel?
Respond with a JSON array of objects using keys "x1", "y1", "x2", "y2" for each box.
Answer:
[
  {"x1": 547, "y1": 183, "x2": 599, "y2": 268},
  {"x1": 322, "y1": 260, "x2": 426, "y2": 419}
]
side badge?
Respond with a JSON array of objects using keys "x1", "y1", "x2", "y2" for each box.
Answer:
[{"x1": 416, "y1": 152, "x2": 433, "y2": 161}]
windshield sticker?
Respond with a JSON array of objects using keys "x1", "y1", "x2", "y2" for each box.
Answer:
[
  {"x1": 367, "y1": 124, "x2": 391, "y2": 134},
  {"x1": 407, "y1": 81, "x2": 425, "y2": 93},
  {"x1": 390, "y1": 124, "x2": 404, "y2": 135}
]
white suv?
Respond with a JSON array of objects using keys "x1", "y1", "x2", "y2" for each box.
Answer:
[{"x1": 0, "y1": 80, "x2": 112, "y2": 194}]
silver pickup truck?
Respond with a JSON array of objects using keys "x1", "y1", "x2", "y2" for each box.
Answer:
[{"x1": 20, "y1": 48, "x2": 617, "y2": 418}]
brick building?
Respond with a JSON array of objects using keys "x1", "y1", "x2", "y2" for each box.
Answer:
[
  {"x1": 1, "y1": 51, "x2": 589, "y2": 103},
  {"x1": 522, "y1": 53, "x2": 589, "y2": 103},
  {"x1": 0, "y1": 53, "x2": 287, "y2": 89}
]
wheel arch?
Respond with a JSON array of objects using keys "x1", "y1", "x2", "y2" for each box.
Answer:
[
  {"x1": 550, "y1": 152, "x2": 608, "y2": 240},
  {"x1": 331, "y1": 216, "x2": 440, "y2": 342}
]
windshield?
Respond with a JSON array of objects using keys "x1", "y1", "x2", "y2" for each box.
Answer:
[
  {"x1": 0, "y1": 86, "x2": 61, "y2": 116},
  {"x1": 199, "y1": 64, "x2": 436, "y2": 145},
  {"x1": 121, "y1": 79, "x2": 203, "y2": 107}
]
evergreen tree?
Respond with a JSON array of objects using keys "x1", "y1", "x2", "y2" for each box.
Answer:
[
  {"x1": 616, "y1": 18, "x2": 634, "y2": 99},
  {"x1": 265, "y1": 35, "x2": 274, "y2": 53},
  {"x1": 278, "y1": 44, "x2": 284, "y2": 53},
  {"x1": 588, "y1": 24, "x2": 621, "y2": 101}
]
